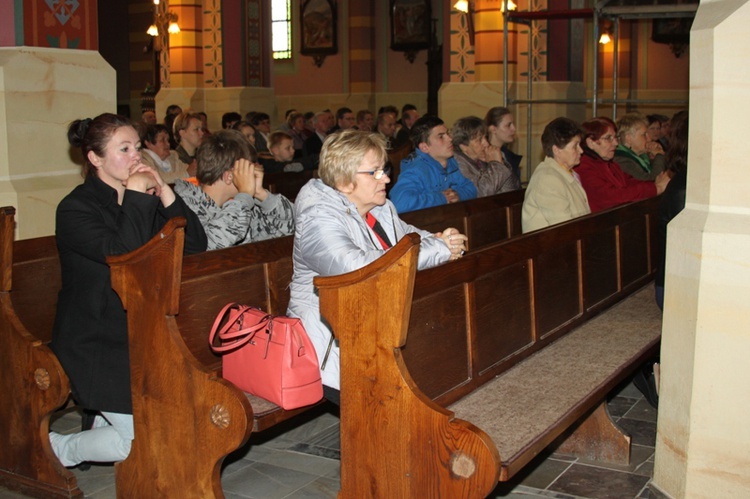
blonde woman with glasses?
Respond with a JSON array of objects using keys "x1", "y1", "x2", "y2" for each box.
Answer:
[{"x1": 287, "y1": 130, "x2": 467, "y2": 405}]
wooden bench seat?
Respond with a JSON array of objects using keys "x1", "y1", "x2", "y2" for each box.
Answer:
[
  {"x1": 315, "y1": 196, "x2": 661, "y2": 497},
  {"x1": 449, "y1": 284, "x2": 660, "y2": 479}
]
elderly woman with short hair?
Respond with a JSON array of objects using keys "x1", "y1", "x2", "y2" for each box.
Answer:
[
  {"x1": 451, "y1": 116, "x2": 520, "y2": 197},
  {"x1": 576, "y1": 117, "x2": 670, "y2": 213},
  {"x1": 614, "y1": 113, "x2": 666, "y2": 181},
  {"x1": 522, "y1": 117, "x2": 590, "y2": 233},
  {"x1": 287, "y1": 130, "x2": 467, "y2": 404}
]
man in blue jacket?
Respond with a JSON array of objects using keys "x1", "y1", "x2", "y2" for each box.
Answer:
[{"x1": 389, "y1": 115, "x2": 477, "y2": 213}]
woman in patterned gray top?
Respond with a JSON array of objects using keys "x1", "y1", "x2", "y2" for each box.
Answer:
[{"x1": 173, "y1": 130, "x2": 295, "y2": 250}]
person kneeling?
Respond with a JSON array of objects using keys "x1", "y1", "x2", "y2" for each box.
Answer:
[{"x1": 173, "y1": 130, "x2": 295, "y2": 250}]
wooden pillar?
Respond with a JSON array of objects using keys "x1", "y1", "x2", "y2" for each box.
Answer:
[{"x1": 0, "y1": 0, "x2": 114, "y2": 238}]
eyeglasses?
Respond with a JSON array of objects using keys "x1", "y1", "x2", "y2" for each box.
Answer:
[
  {"x1": 600, "y1": 135, "x2": 617, "y2": 142},
  {"x1": 357, "y1": 166, "x2": 391, "y2": 180}
]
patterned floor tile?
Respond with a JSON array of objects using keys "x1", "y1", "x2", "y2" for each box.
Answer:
[
  {"x1": 548, "y1": 463, "x2": 650, "y2": 499},
  {"x1": 221, "y1": 461, "x2": 319, "y2": 499},
  {"x1": 575, "y1": 443, "x2": 654, "y2": 474},
  {"x1": 623, "y1": 399, "x2": 658, "y2": 423},
  {"x1": 615, "y1": 418, "x2": 658, "y2": 447},
  {"x1": 285, "y1": 476, "x2": 339, "y2": 498},
  {"x1": 607, "y1": 396, "x2": 638, "y2": 418}
]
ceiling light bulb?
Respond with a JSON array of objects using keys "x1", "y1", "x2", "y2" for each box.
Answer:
[
  {"x1": 599, "y1": 32, "x2": 611, "y2": 44},
  {"x1": 454, "y1": 0, "x2": 469, "y2": 14}
]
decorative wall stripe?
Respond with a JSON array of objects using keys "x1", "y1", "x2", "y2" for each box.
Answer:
[
  {"x1": 449, "y1": 8, "x2": 475, "y2": 82},
  {"x1": 245, "y1": 0, "x2": 263, "y2": 87},
  {"x1": 202, "y1": 0, "x2": 223, "y2": 87}
]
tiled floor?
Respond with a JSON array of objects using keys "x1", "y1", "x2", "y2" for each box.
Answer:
[{"x1": 0, "y1": 380, "x2": 659, "y2": 499}]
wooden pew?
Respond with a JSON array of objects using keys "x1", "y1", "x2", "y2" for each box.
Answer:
[
  {"x1": 262, "y1": 169, "x2": 316, "y2": 201},
  {"x1": 0, "y1": 207, "x2": 81, "y2": 498},
  {"x1": 316, "y1": 196, "x2": 662, "y2": 497},
  {"x1": 385, "y1": 139, "x2": 414, "y2": 188},
  {"x1": 0, "y1": 188, "x2": 524, "y2": 497},
  {"x1": 401, "y1": 188, "x2": 524, "y2": 250}
]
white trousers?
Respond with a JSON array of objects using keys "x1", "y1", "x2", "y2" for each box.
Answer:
[{"x1": 49, "y1": 411, "x2": 133, "y2": 467}]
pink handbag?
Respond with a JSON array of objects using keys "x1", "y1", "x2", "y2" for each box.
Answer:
[{"x1": 209, "y1": 304, "x2": 323, "y2": 410}]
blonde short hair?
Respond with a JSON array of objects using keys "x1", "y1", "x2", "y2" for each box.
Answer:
[
  {"x1": 616, "y1": 113, "x2": 648, "y2": 143},
  {"x1": 318, "y1": 130, "x2": 388, "y2": 189}
]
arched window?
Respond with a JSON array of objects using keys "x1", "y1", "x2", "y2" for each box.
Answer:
[{"x1": 272, "y1": 0, "x2": 292, "y2": 60}]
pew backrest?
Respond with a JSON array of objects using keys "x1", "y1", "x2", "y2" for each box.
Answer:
[
  {"x1": 1, "y1": 219, "x2": 60, "y2": 344},
  {"x1": 401, "y1": 189, "x2": 524, "y2": 249},
  {"x1": 402, "y1": 196, "x2": 659, "y2": 406},
  {"x1": 263, "y1": 170, "x2": 317, "y2": 201}
]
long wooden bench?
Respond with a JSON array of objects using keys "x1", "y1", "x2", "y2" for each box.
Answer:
[
  {"x1": 315, "y1": 196, "x2": 662, "y2": 497},
  {"x1": 0, "y1": 190, "x2": 524, "y2": 497}
]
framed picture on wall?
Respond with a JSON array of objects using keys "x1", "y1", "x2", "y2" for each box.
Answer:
[
  {"x1": 390, "y1": 0, "x2": 431, "y2": 52},
  {"x1": 300, "y1": 0, "x2": 338, "y2": 65}
]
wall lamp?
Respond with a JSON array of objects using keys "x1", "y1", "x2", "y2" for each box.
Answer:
[{"x1": 146, "y1": 0, "x2": 180, "y2": 50}]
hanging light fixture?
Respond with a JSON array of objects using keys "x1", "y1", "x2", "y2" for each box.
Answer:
[{"x1": 146, "y1": 0, "x2": 180, "y2": 40}]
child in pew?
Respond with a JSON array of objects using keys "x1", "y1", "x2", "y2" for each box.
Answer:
[
  {"x1": 258, "y1": 131, "x2": 305, "y2": 173},
  {"x1": 49, "y1": 113, "x2": 208, "y2": 467},
  {"x1": 173, "y1": 129, "x2": 295, "y2": 250}
]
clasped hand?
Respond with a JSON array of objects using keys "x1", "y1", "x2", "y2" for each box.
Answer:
[
  {"x1": 436, "y1": 227, "x2": 468, "y2": 261},
  {"x1": 125, "y1": 163, "x2": 176, "y2": 207}
]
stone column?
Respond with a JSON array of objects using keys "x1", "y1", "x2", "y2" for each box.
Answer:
[
  {"x1": 0, "y1": 1, "x2": 115, "y2": 239},
  {"x1": 652, "y1": 1, "x2": 750, "y2": 497}
]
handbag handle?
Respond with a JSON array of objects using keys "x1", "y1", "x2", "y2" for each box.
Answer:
[{"x1": 209, "y1": 303, "x2": 271, "y2": 353}]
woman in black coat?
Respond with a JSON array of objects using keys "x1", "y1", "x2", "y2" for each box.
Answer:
[{"x1": 48, "y1": 113, "x2": 207, "y2": 467}]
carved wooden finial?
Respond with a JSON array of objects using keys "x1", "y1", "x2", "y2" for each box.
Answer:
[
  {"x1": 450, "y1": 452, "x2": 477, "y2": 479},
  {"x1": 210, "y1": 404, "x2": 230, "y2": 429},
  {"x1": 34, "y1": 368, "x2": 51, "y2": 390}
]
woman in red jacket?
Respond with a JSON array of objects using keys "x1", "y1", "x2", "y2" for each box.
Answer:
[{"x1": 576, "y1": 117, "x2": 670, "y2": 213}]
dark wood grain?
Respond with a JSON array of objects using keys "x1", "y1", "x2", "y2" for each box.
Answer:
[{"x1": 0, "y1": 209, "x2": 80, "y2": 498}]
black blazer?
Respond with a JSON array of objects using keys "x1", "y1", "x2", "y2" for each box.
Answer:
[
  {"x1": 50, "y1": 176, "x2": 207, "y2": 414},
  {"x1": 303, "y1": 133, "x2": 324, "y2": 170}
]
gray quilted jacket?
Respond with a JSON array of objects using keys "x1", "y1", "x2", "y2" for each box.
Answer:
[{"x1": 287, "y1": 178, "x2": 451, "y2": 390}]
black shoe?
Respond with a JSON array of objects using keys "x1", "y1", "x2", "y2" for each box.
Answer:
[{"x1": 633, "y1": 365, "x2": 659, "y2": 409}]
